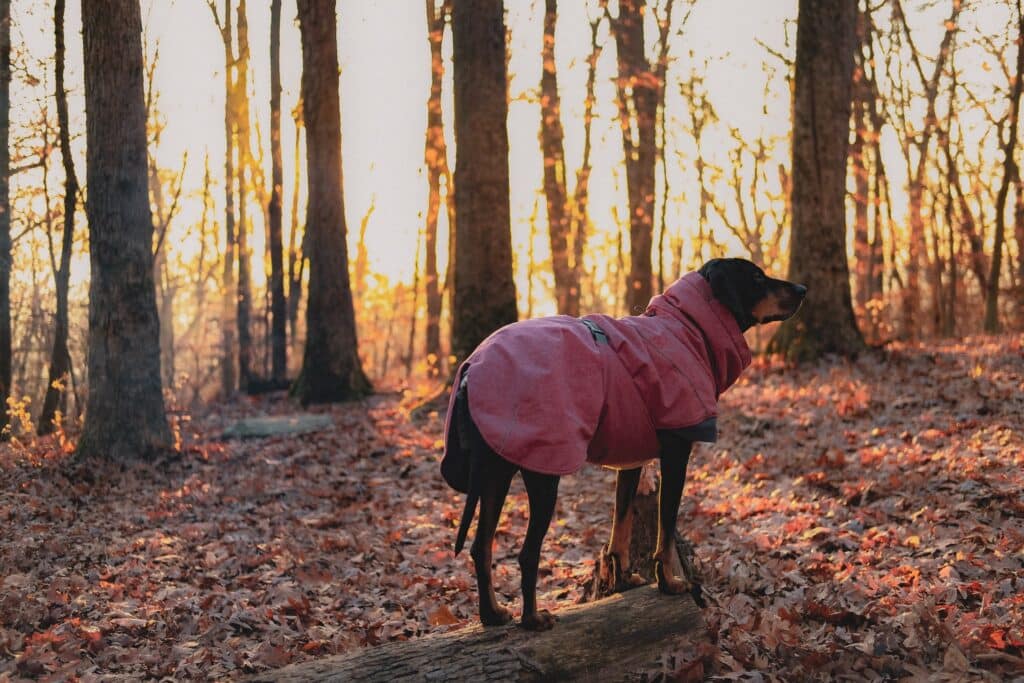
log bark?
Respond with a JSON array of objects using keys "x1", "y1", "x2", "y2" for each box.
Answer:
[{"x1": 248, "y1": 586, "x2": 704, "y2": 682}]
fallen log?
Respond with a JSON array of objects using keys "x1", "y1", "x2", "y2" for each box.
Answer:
[{"x1": 248, "y1": 586, "x2": 705, "y2": 682}]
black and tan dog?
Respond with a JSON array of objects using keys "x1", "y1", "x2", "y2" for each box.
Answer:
[{"x1": 441, "y1": 258, "x2": 806, "y2": 630}]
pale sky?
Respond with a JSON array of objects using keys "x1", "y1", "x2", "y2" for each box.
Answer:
[{"x1": 9, "y1": 0, "x2": 1008, "y2": 317}]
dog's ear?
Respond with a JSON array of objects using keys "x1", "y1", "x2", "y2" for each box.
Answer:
[{"x1": 699, "y1": 260, "x2": 754, "y2": 329}]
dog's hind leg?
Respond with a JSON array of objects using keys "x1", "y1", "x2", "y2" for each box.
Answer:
[
  {"x1": 470, "y1": 445, "x2": 517, "y2": 626},
  {"x1": 654, "y1": 436, "x2": 693, "y2": 594},
  {"x1": 605, "y1": 467, "x2": 646, "y2": 590},
  {"x1": 518, "y1": 469, "x2": 560, "y2": 631}
]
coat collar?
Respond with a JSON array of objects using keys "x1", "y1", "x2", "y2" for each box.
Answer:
[{"x1": 645, "y1": 272, "x2": 752, "y2": 395}]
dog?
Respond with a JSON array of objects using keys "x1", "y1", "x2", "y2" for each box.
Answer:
[{"x1": 441, "y1": 258, "x2": 806, "y2": 630}]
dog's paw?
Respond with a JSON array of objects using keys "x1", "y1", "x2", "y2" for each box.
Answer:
[
  {"x1": 520, "y1": 609, "x2": 556, "y2": 631},
  {"x1": 608, "y1": 553, "x2": 647, "y2": 592},
  {"x1": 655, "y1": 559, "x2": 693, "y2": 595},
  {"x1": 480, "y1": 604, "x2": 514, "y2": 627}
]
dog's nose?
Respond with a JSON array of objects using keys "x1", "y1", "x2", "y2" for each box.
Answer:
[{"x1": 794, "y1": 284, "x2": 808, "y2": 298}]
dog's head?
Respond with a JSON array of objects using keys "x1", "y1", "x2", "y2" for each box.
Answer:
[{"x1": 698, "y1": 258, "x2": 807, "y2": 331}]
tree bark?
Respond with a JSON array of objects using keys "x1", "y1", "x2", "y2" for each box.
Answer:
[
  {"x1": 851, "y1": 21, "x2": 870, "y2": 311},
  {"x1": 247, "y1": 586, "x2": 704, "y2": 682},
  {"x1": 612, "y1": 0, "x2": 660, "y2": 315},
  {"x1": 286, "y1": 99, "x2": 305, "y2": 347},
  {"x1": 210, "y1": 0, "x2": 237, "y2": 397},
  {"x1": 423, "y1": 0, "x2": 450, "y2": 377},
  {"x1": 984, "y1": 0, "x2": 1024, "y2": 333},
  {"x1": 540, "y1": 0, "x2": 578, "y2": 317},
  {"x1": 769, "y1": 0, "x2": 866, "y2": 360},
  {"x1": 234, "y1": 0, "x2": 254, "y2": 390},
  {"x1": 0, "y1": 0, "x2": 9, "y2": 439},
  {"x1": 293, "y1": 0, "x2": 371, "y2": 404},
  {"x1": 892, "y1": 0, "x2": 960, "y2": 338},
  {"x1": 268, "y1": 0, "x2": 287, "y2": 381},
  {"x1": 77, "y1": 0, "x2": 172, "y2": 460},
  {"x1": 38, "y1": 0, "x2": 77, "y2": 435},
  {"x1": 450, "y1": 0, "x2": 517, "y2": 362}
]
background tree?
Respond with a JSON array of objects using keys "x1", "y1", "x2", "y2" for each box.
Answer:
[
  {"x1": 208, "y1": 0, "x2": 237, "y2": 396},
  {"x1": 609, "y1": 0, "x2": 674, "y2": 314},
  {"x1": 268, "y1": 0, "x2": 287, "y2": 381},
  {"x1": 450, "y1": 0, "x2": 517, "y2": 362},
  {"x1": 37, "y1": 0, "x2": 77, "y2": 435},
  {"x1": 423, "y1": 0, "x2": 453, "y2": 376},
  {"x1": 769, "y1": 0, "x2": 865, "y2": 360},
  {"x1": 540, "y1": 0, "x2": 579, "y2": 316},
  {"x1": 293, "y1": 0, "x2": 370, "y2": 403},
  {"x1": 984, "y1": 0, "x2": 1024, "y2": 332},
  {"x1": 77, "y1": 0, "x2": 172, "y2": 459},
  {"x1": 234, "y1": 0, "x2": 254, "y2": 390},
  {"x1": 0, "y1": 0, "x2": 9, "y2": 439}
]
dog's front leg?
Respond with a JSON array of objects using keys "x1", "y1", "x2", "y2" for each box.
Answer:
[
  {"x1": 605, "y1": 467, "x2": 646, "y2": 590},
  {"x1": 654, "y1": 438, "x2": 693, "y2": 594},
  {"x1": 518, "y1": 469, "x2": 560, "y2": 630}
]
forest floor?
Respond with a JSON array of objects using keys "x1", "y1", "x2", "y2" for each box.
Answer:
[{"x1": 1, "y1": 336, "x2": 1023, "y2": 681}]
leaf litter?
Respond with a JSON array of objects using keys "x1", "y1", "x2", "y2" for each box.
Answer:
[{"x1": 1, "y1": 335, "x2": 1022, "y2": 680}]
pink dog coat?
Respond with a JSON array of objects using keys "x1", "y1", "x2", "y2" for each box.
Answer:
[{"x1": 442, "y1": 272, "x2": 752, "y2": 479}]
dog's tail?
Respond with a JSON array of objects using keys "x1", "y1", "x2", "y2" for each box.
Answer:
[{"x1": 454, "y1": 482, "x2": 478, "y2": 555}]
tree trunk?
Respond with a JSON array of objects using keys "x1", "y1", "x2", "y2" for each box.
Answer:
[
  {"x1": 450, "y1": 0, "x2": 517, "y2": 362},
  {"x1": 613, "y1": 0, "x2": 659, "y2": 315},
  {"x1": 423, "y1": 0, "x2": 449, "y2": 377},
  {"x1": 293, "y1": 0, "x2": 371, "y2": 404},
  {"x1": 569, "y1": 17, "x2": 602, "y2": 312},
  {"x1": 77, "y1": 0, "x2": 171, "y2": 460},
  {"x1": 211, "y1": 0, "x2": 237, "y2": 397},
  {"x1": 38, "y1": 0, "x2": 77, "y2": 435},
  {"x1": 540, "y1": 0, "x2": 578, "y2": 317},
  {"x1": 235, "y1": 0, "x2": 253, "y2": 390},
  {"x1": 268, "y1": 0, "x2": 287, "y2": 382},
  {"x1": 286, "y1": 99, "x2": 304, "y2": 348},
  {"x1": 769, "y1": 0, "x2": 865, "y2": 360},
  {"x1": 0, "y1": 0, "x2": 9, "y2": 439},
  {"x1": 984, "y1": 1, "x2": 1024, "y2": 333},
  {"x1": 851, "y1": 30, "x2": 870, "y2": 311},
  {"x1": 246, "y1": 586, "x2": 705, "y2": 683},
  {"x1": 892, "y1": 0, "x2": 960, "y2": 338}
]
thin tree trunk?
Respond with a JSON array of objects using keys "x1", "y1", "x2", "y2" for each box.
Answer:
[
  {"x1": 0, "y1": 0, "x2": 10, "y2": 439},
  {"x1": 293, "y1": 0, "x2": 371, "y2": 403},
  {"x1": 892, "y1": 0, "x2": 960, "y2": 338},
  {"x1": 570, "y1": 17, "x2": 603, "y2": 310},
  {"x1": 287, "y1": 99, "x2": 304, "y2": 346},
  {"x1": 769, "y1": 0, "x2": 865, "y2": 360},
  {"x1": 406, "y1": 229, "x2": 422, "y2": 377},
  {"x1": 209, "y1": 0, "x2": 237, "y2": 396},
  {"x1": 540, "y1": 0, "x2": 578, "y2": 317},
  {"x1": 78, "y1": 0, "x2": 172, "y2": 460},
  {"x1": 38, "y1": 0, "x2": 77, "y2": 435},
  {"x1": 852, "y1": 25, "x2": 870, "y2": 310},
  {"x1": 235, "y1": 0, "x2": 253, "y2": 389},
  {"x1": 268, "y1": 0, "x2": 287, "y2": 382},
  {"x1": 423, "y1": 0, "x2": 447, "y2": 376},
  {"x1": 450, "y1": 0, "x2": 518, "y2": 362},
  {"x1": 985, "y1": 0, "x2": 1024, "y2": 332}
]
